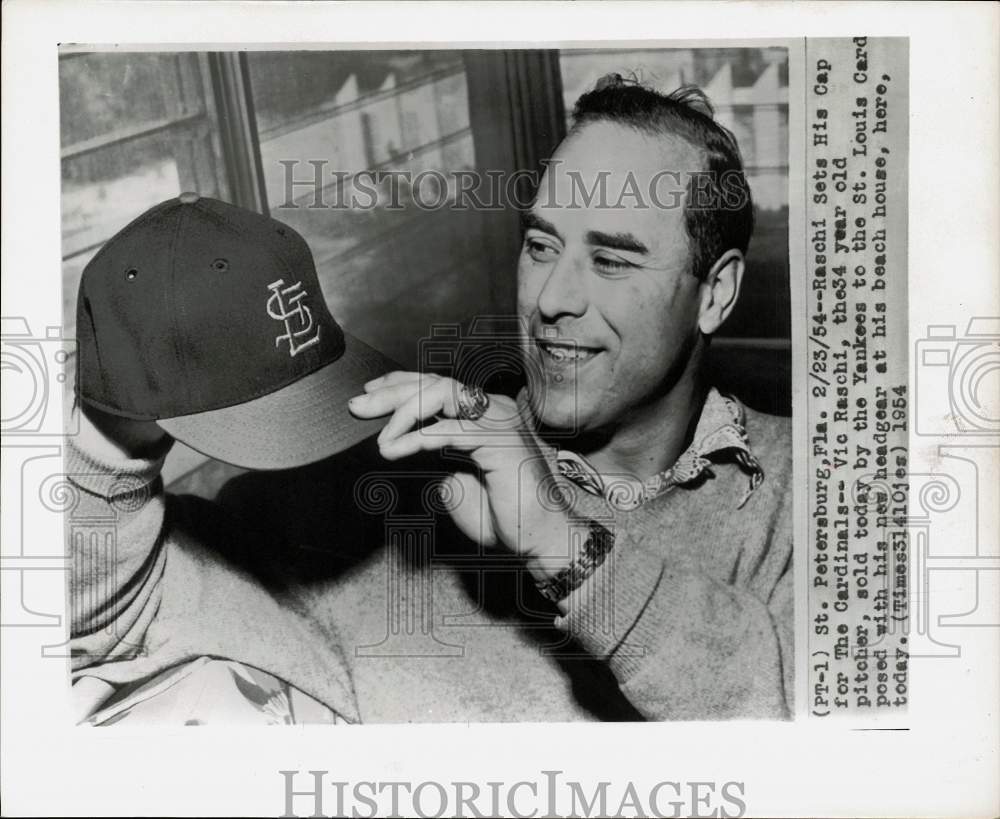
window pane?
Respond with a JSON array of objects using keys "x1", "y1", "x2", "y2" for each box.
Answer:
[
  {"x1": 59, "y1": 51, "x2": 229, "y2": 337},
  {"x1": 62, "y1": 128, "x2": 223, "y2": 257},
  {"x1": 559, "y1": 48, "x2": 790, "y2": 340},
  {"x1": 247, "y1": 51, "x2": 492, "y2": 367},
  {"x1": 60, "y1": 53, "x2": 207, "y2": 147}
]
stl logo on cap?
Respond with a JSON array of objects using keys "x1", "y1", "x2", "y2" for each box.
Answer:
[
  {"x1": 266, "y1": 278, "x2": 321, "y2": 357},
  {"x1": 75, "y1": 195, "x2": 396, "y2": 470}
]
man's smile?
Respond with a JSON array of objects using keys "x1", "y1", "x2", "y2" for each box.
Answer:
[{"x1": 534, "y1": 338, "x2": 604, "y2": 367}]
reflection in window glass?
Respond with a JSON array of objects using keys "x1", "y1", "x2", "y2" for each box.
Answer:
[
  {"x1": 59, "y1": 52, "x2": 229, "y2": 336},
  {"x1": 60, "y1": 53, "x2": 207, "y2": 146},
  {"x1": 63, "y1": 131, "x2": 219, "y2": 258},
  {"x1": 248, "y1": 51, "x2": 492, "y2": 367},
  {"x1": 559, "y1": 48, "x2": 790, "y2": 340}
]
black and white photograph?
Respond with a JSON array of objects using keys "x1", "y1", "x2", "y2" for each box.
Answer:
[
  {"x1": 2, "y1": 3, "x2": 997, "y2": 817},
  {"x1": 61, "y1": 45, "x2": 793, "y2": 726}
]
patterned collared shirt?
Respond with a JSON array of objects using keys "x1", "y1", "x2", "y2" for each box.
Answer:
[{"x1": 556, "y1": 389, "x2": 764, "y2": 511}]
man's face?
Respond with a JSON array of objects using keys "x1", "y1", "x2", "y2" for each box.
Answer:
[{"x1": 518, "y1": 121, "x2": 706, "y2": 433}]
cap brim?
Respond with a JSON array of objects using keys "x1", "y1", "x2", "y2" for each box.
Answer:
[{"x1": 158, "y1": 332, "x2": 396, "y2": 470}]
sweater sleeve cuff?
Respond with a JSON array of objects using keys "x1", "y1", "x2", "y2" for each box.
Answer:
[
  {"x1": 553, "y1": 535, "x2": 665, "y2": 682},
  {"x1": 65, "y1": 430, "x2": 172, "y2": 501}
]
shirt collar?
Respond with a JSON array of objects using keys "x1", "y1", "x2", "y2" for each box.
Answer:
[{"x1": 555, "y1": 388, "x2": 764, "y2": 511}]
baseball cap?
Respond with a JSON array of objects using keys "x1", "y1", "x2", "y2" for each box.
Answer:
[{"x1": 75, "y1": 193, "x2": 395, "y2": 469}]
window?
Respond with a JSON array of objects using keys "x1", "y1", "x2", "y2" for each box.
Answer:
[
  {"x1": 59, "y1": 52, "x2": 231, "y2": 337},
  {"x1": 246, "y1": 51, "x2": 493, "y2": 367}
]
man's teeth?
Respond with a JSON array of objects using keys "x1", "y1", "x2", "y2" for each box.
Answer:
[{"x1": 538, "y1": 342, "x2": 597, "y2": 362}]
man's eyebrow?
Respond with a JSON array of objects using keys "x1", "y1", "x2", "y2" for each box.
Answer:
[
  {"x1": 521, "y1": 211, "x2": 562, "y2": 241},
  {"x1": 586, "y1": 230, "x2": 650, "y2": 255}
]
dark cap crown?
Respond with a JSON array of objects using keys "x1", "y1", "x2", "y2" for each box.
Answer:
[{"x1": 76, "y1": 195, "x2": 345, "y2": 420}]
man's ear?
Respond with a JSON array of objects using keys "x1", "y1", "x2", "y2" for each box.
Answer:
[{"x1": 697, "y1": 249, "x2": 745, "y2": 336}]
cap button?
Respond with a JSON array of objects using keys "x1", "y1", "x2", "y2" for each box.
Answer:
[{"x1": 178, "y1": 191, "x2": 200, "y2": 204}]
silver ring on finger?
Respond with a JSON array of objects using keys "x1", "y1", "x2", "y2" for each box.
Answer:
[{"x1": 455, "y1": 383, "x2": 490, "y2": 421}]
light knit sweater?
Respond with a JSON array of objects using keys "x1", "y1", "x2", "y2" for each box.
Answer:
[{"x1": 68, "y1": 396, "x2": 793, "y2": 722}]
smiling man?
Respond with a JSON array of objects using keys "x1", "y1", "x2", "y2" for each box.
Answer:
[
  {"x1": 520, "y1": 114, "x2": 731, "y2": 474},
  {"x1": 353, "y1": 75, "x2": 794, "y2": 720}
]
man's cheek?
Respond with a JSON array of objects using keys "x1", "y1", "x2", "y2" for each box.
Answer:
[{"x1": 515, "y1": 260, "x2": 539, "y2": 312}]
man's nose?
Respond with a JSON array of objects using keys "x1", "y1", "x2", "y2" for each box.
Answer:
[{"x1": 536, "y1": 254, "x2": 588, "y2": 321}]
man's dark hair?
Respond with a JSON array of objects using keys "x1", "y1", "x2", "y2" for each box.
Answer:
[{"x1": 571, "y1": 73, "x2": 755, "y2": 282}]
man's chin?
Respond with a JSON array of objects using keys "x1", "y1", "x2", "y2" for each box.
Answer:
[{"x1": 526, "y1": 392, "x2": 590, "y2": 436}]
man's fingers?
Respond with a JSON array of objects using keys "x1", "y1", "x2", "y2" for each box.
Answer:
[
  {"x1": 349, "y1": 380, "x2": 428, "y2": 418},
  {"x1": 378, "y1": 419, "x2": 474, "y2": 459},
  {"x1": 376, "y1": 377, "x2": 457, "y2": 443},
  {"x1": 363, "y1": 371, "x2": 429, "y2": 392}
]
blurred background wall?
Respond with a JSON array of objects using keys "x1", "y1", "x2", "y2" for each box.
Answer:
[{"x1": 59, "y1": 46, "x2": 790, "y2": 493}]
